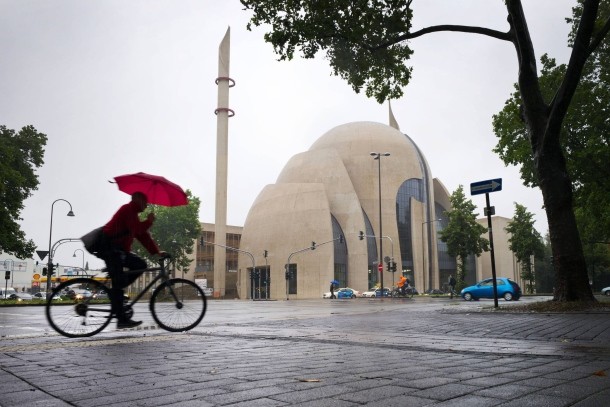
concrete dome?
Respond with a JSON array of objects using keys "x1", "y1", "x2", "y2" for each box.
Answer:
[{"x1": 238, "y1": 121, "x2": 448, "y2": 299}]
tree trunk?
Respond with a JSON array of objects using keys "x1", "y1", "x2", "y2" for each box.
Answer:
[
  {"x1": 535, "y1": 134, "x2": 595, "y2": 301},
  {"x1": 507, "y1": 0, "x2": 596, "y2": 302}
]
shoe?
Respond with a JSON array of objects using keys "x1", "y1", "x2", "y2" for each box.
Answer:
[{"x1": 117, "y1": 319, "x2": 142, "y2": 329}]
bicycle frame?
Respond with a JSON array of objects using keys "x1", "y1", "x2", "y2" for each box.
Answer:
[{"x1": 122, "y1": 261, "x2": 171, "y2": 309}]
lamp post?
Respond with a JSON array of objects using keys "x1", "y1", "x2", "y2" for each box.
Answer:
[
  {"x1": 47, "y1": 199, "x2": 75, "y2": 293},
  {"x1": 382, "y1": 236, "x2": 394, "y2": 286},
  {"x1": 73, "y1": 249, "x2": 85, "y2": 270},
  {"x1": 421, "y1": 218, "x2": 441, "y2": 293},
  {"x1": 371, "y1": 152, "x2": 390, "y2": 292}
]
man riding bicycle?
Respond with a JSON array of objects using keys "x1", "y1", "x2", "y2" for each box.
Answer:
[{"x1": 99, "y1": 192, "x2": 166, "y2": 328}]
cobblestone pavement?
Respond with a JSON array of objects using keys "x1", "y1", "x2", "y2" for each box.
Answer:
[{"x1": 1, "y1": 298, "x2": 609, "y2": 406}]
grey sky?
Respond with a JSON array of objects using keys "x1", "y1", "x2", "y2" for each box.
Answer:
[{"x1": 1, "y1": 0, "x2": 574, "y2": 270}]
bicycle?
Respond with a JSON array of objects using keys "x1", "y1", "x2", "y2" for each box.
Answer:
[
  {"x1": 45, "y1": 254, "x2": 207, "y2": 338},
  {"x1": 391, "y1": 285, "x2": 415, "y2": 299}
]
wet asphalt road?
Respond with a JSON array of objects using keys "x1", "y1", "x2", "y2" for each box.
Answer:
[{"x1": 1, "y1": 296, "x2": 609, "y2": 406}]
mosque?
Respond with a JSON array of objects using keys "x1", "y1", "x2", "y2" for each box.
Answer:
[{"x1": 235, "y1": 117, "x2": 455, "y2": 299}]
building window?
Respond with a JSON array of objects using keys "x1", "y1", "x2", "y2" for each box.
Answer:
[
  {"x1": 362, "y1": 209, "x2": 378, "y2": 288},
  {"x1": 396, "y1": 178, "x2": 424, "y2": 277},
  {"x1": 332, "y1": 215, "x2": 348, "y2": 287}
]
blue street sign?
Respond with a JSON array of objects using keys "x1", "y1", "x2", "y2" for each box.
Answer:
[{"x1": 470, "y1": 178, "x2": 502, "y2": 195}]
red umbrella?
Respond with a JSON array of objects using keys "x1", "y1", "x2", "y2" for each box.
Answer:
[{"x1": 113, "y1": 172, "x2": 188, "y2": 207}]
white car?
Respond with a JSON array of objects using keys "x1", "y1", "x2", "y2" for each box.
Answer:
[{"x1": 602, "y1": 287, "x2": 610, "y2": 296}]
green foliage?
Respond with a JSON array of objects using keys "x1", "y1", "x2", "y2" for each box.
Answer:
[
  {"x1": 492, "y1": 2, "x2": 610, "y2": 244},
  {"x1": 439, "y1": 185, "x2": 489, "y2": 287},
  {"x1": 534, "y1": 234, "x2": 555, "y2": 293},
  {"x1": 505, "y1": 203, "x2": 545, "y2": 293},
  {"x1": 0, "y1": 125, "x2": 47, "y2": 258},
  {"x1": 241, "y1": 0, "x2": 414, "y2": 103},
  {"x1": 133, "y1": 190, "x2": 201, "y2": 276}
]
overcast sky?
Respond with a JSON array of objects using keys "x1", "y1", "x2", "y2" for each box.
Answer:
[{"x1": 1, "y1": 0, "x2": 575, "y2": 270}]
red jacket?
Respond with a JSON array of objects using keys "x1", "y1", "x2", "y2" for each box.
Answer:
[{"x1": 103, "y1": 201, "x2": 160, "y2": 255}]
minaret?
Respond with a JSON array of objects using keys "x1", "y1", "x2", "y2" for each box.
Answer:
[{"x1": 214, "y1": 27, "x2": 234, "y2": 298}]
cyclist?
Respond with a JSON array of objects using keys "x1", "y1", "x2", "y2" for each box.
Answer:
[
  {"x1": 99, "y1": 192, "x2": 166, "y2": 328},
  {"x1": 397, "y1": 275, "x2": 408, "y2": 296}
]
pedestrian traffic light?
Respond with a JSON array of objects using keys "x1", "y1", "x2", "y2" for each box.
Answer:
[{"x1": 359, "y1": 231, "x2": 364, "y2": 240}]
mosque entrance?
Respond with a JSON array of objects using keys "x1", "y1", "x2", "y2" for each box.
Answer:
[{"x1": 249, "y1": 266, "x2": 270, "y2": 300}]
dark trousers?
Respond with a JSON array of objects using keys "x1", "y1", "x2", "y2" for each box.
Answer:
[{"x1": 100, "y1": 249, "x2": 146, "y2": 321}]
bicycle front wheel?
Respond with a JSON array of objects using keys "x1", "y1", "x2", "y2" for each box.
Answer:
[
  {"x1": 150, "y1": 278, "x2": 207, "y2": 332},
  {"x1": 46, "y1": 278, "x2": 112, "y2": 338}
]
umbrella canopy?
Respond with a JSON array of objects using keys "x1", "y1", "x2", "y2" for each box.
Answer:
[
  {"x1": 331, "y1": 280, "x2": 339, "y2": 286},
  {"x1": 113, "y1": 172, "x2": 188, "y2": 207}
]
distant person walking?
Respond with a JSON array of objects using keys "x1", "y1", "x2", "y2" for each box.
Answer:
[
  {"x1": 330, "y1": 282, "x2": 336, "y2": 299},
  {"x1": 448, "y1": 275, "x2": 456, "y2": 299}
]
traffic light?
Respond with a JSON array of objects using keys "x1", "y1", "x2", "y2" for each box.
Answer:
[
  {"x1": 263, "y1": 250, "x2": 268, "y2": 258},
  {"x1": 4, "y1": 270, "x2": 10, "y2": 280},
  {"x1": 390, "y1": 261, "x2": 397, "y2": 272},
  {"x1": 43, "y1": 263, "x2": 56, "y2": 277},
  {"x1": 359, "y1": 231, "x2": 364, "y2": 240},
  {"x1": 311, "y1": 241, "x2": 316, "y2": 250},
  {"x1": 339, "y1": 234, "x2": 344, "y2": 244}
]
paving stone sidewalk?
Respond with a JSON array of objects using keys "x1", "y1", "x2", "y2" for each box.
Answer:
[{"x1": 1, "y1": 303, "x2": 609, "y2": 406}]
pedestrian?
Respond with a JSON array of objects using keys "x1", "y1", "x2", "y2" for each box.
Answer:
[
  {"x1": 448, "y1": 275, "x2": 456, "y2": 299},
  {"x1": 330, "y1": 282, "x2": 336, "y2": 299},
  {"x1": 98, "y1": 192, "x2": 166, "y2": 328}
]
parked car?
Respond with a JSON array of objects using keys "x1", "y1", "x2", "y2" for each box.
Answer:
[
  {"x1": 461, "y1": 278, "x2": 522, "y2": 301},
  {"x1": 362, "y1": 287, "x2": 390, "y2": 298},
  {"x1": 9, "y1": 293, "x2": 33, "y2": 301},
  {"x1": 93, "y1": 291, "x2": 109, "y2": 300},
  {"x1": 65, "y1": 289, "x2": 93, "y2": 300},
  {"x1": 375, "y1": 287, "x2": 392, "y2": 297},
  {"x1": 336, "y1": 288, "x2": 359, "y2": 299},
  {"x1": 602, "y1": 287, "x2": 610, "y2": 296},
  {"x1": 32, "y1": 292, "x2": 47, "y2": 299}
]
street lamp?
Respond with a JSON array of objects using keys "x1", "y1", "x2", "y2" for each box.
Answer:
[
  {"x1": 73, "y1": 249, "x2": 85, "y2": 270},
  {"x1": 371, "y1": 152, "x2": 390, "y2": 292},
  {"x1": 47, "y1": 199, "x2": 75, "y2": 293},
  {"x1": 421, "y1": 218, "x2": 441, "y2": 293}
]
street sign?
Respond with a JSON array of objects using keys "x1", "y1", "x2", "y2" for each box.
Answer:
[
  {"x1": 36, "y1": 250, "x2": 49, "y2": 261},
  {"x1": 470, "y1": 178, "x2": 502, "y2": 195},
  {"x1": 378, "y1": 263, "x2": 383, "y2": 272}
]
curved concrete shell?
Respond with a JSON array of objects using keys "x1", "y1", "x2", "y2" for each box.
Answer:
[{"x1": 238, "y1": 121, "x2": 452, "y2": 299}]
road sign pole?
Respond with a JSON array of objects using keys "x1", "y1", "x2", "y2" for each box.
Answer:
[{"x1": 485, "y1": 193, "x2": 499, "y2": 308}]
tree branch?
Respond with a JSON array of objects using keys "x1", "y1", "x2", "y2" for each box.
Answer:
[
  {"x1": 547, "y1": 0, "x2": 599, "y2": 141},
  {"x1": 371, "y1": 24, "x2": 511, "y2": 51},
  {"x1": 587, "y1": 15, "x2": 610, "y2": 57}
]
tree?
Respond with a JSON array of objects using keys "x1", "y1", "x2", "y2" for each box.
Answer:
[
  {"x1": 505, "y1": 203, "x2": 545, "y2": 293},
  {"x1": 493, "y1": 1, "x2": 610, "y2": 279},
  {"x1": 438, "y1": 185, "x2": 489, "y2": 291},
  {"x1": 133, "y1": 190, "x2": 202, "y2": 277},
  {"x1": 0, "y1": 125, "x2": 47, "y2": 259},
  {"x1": 241, "y1": 0, "x2": 610, "y2": 302},
  {"x1": 535, "y1": 234, "x2": 556, "y2": 293}
]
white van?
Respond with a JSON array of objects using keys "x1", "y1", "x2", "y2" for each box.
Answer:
[{"x1": 0, "y1": 287, "x2": 17, "y2": 299}]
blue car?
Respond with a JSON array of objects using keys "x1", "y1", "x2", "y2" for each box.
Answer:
[
  {"x1": 461, "y1": 278, "x2": 521, "y2": 301},
  {"x1": 336, "y1": 288, "x2": 357, "y2": 299}
]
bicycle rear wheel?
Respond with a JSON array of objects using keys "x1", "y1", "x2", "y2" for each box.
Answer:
[
  {"x1": 150, "y1": 278, "x2": 207, "y2": 332},
  {"x1": 46, "y1": 278, "x2": 112, "y2": 338}
]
